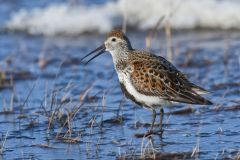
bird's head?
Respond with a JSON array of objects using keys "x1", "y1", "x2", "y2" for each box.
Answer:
[{"x1": 81, "y1": 30, "x2": 132, "y2": 64}]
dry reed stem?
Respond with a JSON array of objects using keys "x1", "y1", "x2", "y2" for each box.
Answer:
[
  {"x1": 0, "y1": 131, "x2": 8, "y2": 154},
  {"x1": 165, "y1": 20, "x2": 174, "y2": 62},
  {"x1": 140, "y1": 136, "x2": 157, "y2": 159},
  {"x1": 121, "y1": 0, "x2": 128, "y2": 34},
  {"x1": 145, "y1": 16, "x2": 165, "y2": 50}
]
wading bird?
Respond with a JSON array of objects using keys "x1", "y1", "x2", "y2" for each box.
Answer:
[{"x1": 81, "y1": 30, "x2": 212, "y2": 136}]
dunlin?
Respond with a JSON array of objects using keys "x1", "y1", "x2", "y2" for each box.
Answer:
[{"x1": 81, "y1": 30, "x2": 212, "y2": 136}]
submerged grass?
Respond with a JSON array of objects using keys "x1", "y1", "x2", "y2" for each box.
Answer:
[{"x1": 0, "y1": 131, "x2": 8, "y2": 155}]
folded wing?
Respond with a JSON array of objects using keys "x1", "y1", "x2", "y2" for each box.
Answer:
[{"x1": 129, "y1": 53, "x2": 212, "y2": 105}]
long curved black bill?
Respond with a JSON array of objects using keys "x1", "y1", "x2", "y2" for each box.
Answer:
[{"x1": 81, "y1": 45, "x2": 105, "y2": 65}]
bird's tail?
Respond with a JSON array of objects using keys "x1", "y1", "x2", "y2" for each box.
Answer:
[
  {"x1": 190, "y1": 83, "x2": 211, "y2": 95},
  {"x1": 190, "y1": 85, "x2": 213, "y2": 105}
]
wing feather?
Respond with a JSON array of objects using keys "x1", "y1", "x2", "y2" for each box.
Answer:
[{"x1": 129, "y1": 53, "x2": 212, "y2": 105}]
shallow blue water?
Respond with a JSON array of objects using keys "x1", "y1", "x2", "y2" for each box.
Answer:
[{"x1": 0, "y1": 1, "x2": 239, "y2": 160}]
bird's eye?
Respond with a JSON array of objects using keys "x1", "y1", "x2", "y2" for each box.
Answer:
[{"x1": 111, "y1": 38, "x2": 116, "y2": 42}]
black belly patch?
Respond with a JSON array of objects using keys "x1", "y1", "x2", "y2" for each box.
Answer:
[{"x1": 119, "y1": 82, "x2": 143, "y2": 106}]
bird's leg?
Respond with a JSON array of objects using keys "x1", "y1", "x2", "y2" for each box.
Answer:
[
  {"x1": 159, "y1": 107, "x2": 164, "y2": 134},
  {"x1": 149, "y1": 109, "x2": 156, "y2": 133},
  {"x1": 135, "y1": 109, "x2": 162, "y2": 138},
  {"x1": 135, "y1": 109, "x2": 157, "y2": 138}
]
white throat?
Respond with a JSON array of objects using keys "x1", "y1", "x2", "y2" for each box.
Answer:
[{"x1": 108, "y1": 49, "x2": 128, "y2": 67}]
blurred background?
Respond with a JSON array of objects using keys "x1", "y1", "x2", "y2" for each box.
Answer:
[
  {"x1": 0, "y1": 0, "x2": 239, "y2": 159},
  {"x1": 2, "y1": 0, "x2": 240, "y2": 35}
]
